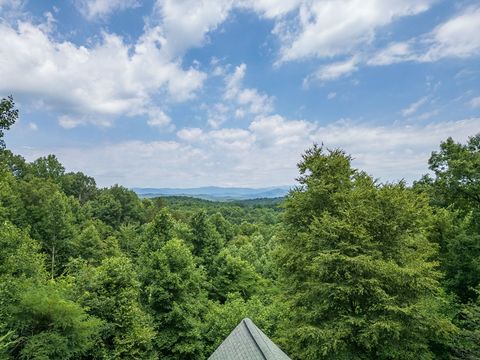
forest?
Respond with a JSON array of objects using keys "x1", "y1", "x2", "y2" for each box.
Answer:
[{"x1": 1, "y1": 94, "x2": 480, "y2": 360}]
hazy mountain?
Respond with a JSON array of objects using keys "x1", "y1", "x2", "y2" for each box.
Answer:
[{"x1": 132, "y1": 186, "x2": 292, "y2": 201}]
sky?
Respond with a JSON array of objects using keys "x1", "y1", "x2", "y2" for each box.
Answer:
[{"x1": 1, "y1": 0, "x2": 480, "y2": 188}]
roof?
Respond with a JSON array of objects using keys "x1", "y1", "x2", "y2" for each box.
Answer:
[{"x1": 208, "y1": 318, "x2": 292, "y2": 360}]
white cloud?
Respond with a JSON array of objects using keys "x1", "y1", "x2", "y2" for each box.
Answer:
[
  {"x1": 209, "y1": 128, "x2": 255, "y2": 151},
  {"x1": 19, "y1": 116, "x2": 480, "y2": 187},
  {"x1": 368, "y1": 41, "x2": 416, "y2": 66},
  {"x1": 0, "y1": 20, "x2": 205, "y2": 127},
  {"x1": 177, "y1": 127, "x2": 204, "y2": 141},
  {"x1": 276, "y1": 0, "x2": 433, "y2": 62},
  {"x1": 313, "y1": 118, "x2": 480, "y2": 181},
  {"x1": 58, "y1": 116, "x2": 84, "y2": 129},
  {"x1": 58, "y1": 115, "x2": 112, "y2": 129},
  {"x1": 0, "y1": 0, "x2": 25, "y2": 20},
  {"x1": 249, "y1": 114, "x2": 317, "y2": 146},
  {"x1": 416, "y1": 109, "x2": 439, "y2": 121},
  {"x1": 421, "y1": 6, "x2": 480, "y2": 62},
  {"x1": 28, "y1": 122, "x2": 38, "y2": 131},
  {"x1": 306, "y1": 57, "x2": 359, "y2": 84},
  {"x1": 237, "y1": 0, "x2": 300, "y2": 18},
  {"x1": 202, "y1": 63, "x2": 275, "y2": 129},
  {"x1": 402, "y1": 97, "x2": 428, "y2": 117},
  {"x1": 327, "y1": 92, "x2": 336, "y2": 100},
  {"x1": 224, "y1": 63, "x2": 274, "y2": 115},
  {"x1": 0, "y1": 0, "x2": 22, "y2": 9},
  {"x1": 153, "y1": 0, "x2": 233, "y2": 57},
  {"x1": 370, "y1": 7, "x2": 480, "y2": 66},
  {"x1": 75, "y1": 0, "x2": 140, "y2": 20},
  {"x1": 470, "y1": 96, "x2": 480, "y2": 108},
  {"x1": 147, "y1": 108, "x2": 173, "y2": 129},
  {"x1": 207, "y1": 103, "x2": 229, "y2": 128}
]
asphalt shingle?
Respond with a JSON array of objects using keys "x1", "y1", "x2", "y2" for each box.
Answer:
[{"x1": 208, "y1": 318, "x2": 292, "y2": 360}]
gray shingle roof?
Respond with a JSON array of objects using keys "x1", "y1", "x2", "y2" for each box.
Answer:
[{"x1": 208, "y1": 318, "x2": 292, "y2": 360}]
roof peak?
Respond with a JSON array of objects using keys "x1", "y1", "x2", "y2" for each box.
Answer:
[{"x1": 208, "y1": 318, "x2": 291, "y2": 360}]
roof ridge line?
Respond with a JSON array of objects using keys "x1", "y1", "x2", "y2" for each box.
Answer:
[{"x1": 243, "y1": 318, "x2": 268, "y2": 360}]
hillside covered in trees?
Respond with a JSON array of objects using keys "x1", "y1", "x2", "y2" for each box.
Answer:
[{"x1": 1, "y1": 95, "x2": 480, "y2": 359}]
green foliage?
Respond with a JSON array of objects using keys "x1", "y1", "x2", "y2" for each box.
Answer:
[
  {"x1": 420, "y1": 134, "x2": 480, "y2": 304},
  {"x1": 29, "y1": 155, "x2": 65, "y2": 182},
  {"x1": 60, "y1": 172, "x2": 97, "y2": 204},
  {"x1": 203, "y1": 294, "x2": 287, "y2": 356},
  {"x1": 209, "y1": 212, "x2": 235, "y2": 242},
  {"x1": 117, "y1": 223, "x2": 142, "y2": 258},
  {"x1": 0, "y1": 96, "x2": 18, "y2": 149},
  {"x1": 211, "y1": 248, "x2": 262, "y2": 302},
  {"x1": 87, "y1": 185, "x2": 144, "y2": 228},
  {"x1": 0, "y1": 150, "x2": 29, "y2": 179},
  {"x1": 278, "y1": 145, "x2": 455, "y2": 359},
  {"x1": 138, "y1": 238, "x2": 208, "y2": 359},
  {"x1": 142, "y1": 208, "x2": 174, "y2": 251},
  {"x1": 0, "y1": 169, "x2": 24, "y2": 224},
  {"x1": 9, "y1": 283, "x2": 101, "y2": 360},
  {"x1": 449, "y1": 292, "x2": 480, "y2": 359},
  {"x1": 68, "y1": 257, "x2": 157, "y2": 359},
  {"x1": 428, "y1": 134, "x2": 480, "y2": 214},
  {"x1": 0, "y1": 222, "x2": 46, "y2": 281},
  {"x1": 19, "y1": 179, "x2": 75, "y2": 277},
  {"x1": 71, "y1": 222, "x2": 120, "y2": 264},
  {"x1": 188, "y1": 210, "x2": 223, "y2": 273}
]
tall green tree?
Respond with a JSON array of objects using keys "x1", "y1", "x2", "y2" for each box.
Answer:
[
  {"x1": 138, "y1": 238, "x2": 207, "y2": 359},
  {"x1": 188, "y1": 211, "x2": 223, "y2": 273},
  {"x1": 0, "y1": 96, "x2": 18, "y2": 149},
  {"x1": 19, "y1": 179, "x2": 75, "y2": 278},
  {"x1": 211, "y1": 248, "x2": 262, "y2": 302},
  {"x1": 68, "y1": 257, "x2": 157, "y2": 359},
  {"x1": 29, "y1": 155, "x2": 65, "y2": 182},
  {"x1": 428, "y1": 134, "x2": 480, "y2": 214},
  {"x1": 278, "y1": 145, "x2": 454, "y2": 360},
  {"x1": 87, "y1": 185, "x2": 144, "y2": 229},
  {"x1": 420, "y1": 134, "x2": 480, "y2": 302},
  {"x1": 61, "y1": 172, "x2": 97, "y2": 204}
]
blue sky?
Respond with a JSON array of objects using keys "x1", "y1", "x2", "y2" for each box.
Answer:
[{"x1": 1, "y1": 0, "x2": 479, "y2": 188}]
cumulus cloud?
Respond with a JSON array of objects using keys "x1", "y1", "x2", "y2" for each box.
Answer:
[
  {"x1": 153, "y1": 0, "x2": 233, "y2": 57},
  {"x1": 421, "y1": 6, "x2": 480, "y2": 61},
  {"x1": 224, "y1": 63, "x2": 274, "y2": 115},
  {"x1": 147, "y1": 108, "x2": 173, "y2": 130},
  {"x1": 75, "y1": 0, "x2": 140, "y2": 20},
  {"x1": 0, "y1": 20, "x2": 206, "y2": 128},
  {"x1": 207, "y1": 103, "x2": 229, "y2": 128},
  {"x1": 249, "y1": 114, "x2": 317, "y2": 146},
  {"x1": 276, "y1": 0, "x2": 433, "y2": 62},
  {"x1": 370, "y1": 6, "x2": 480, "y2": 66},
  {"x1": 177, "y1": 127, "x2": 204, "y2": 142}
]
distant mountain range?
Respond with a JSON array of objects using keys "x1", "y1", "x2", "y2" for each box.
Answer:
[{"x1": 132, "y1": 186, "x2": 292, "y2": 201}]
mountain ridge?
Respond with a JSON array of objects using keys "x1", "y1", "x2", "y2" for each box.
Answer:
[{"x1": 132, "y1": 186, "x2": 292, "y2": 201}]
